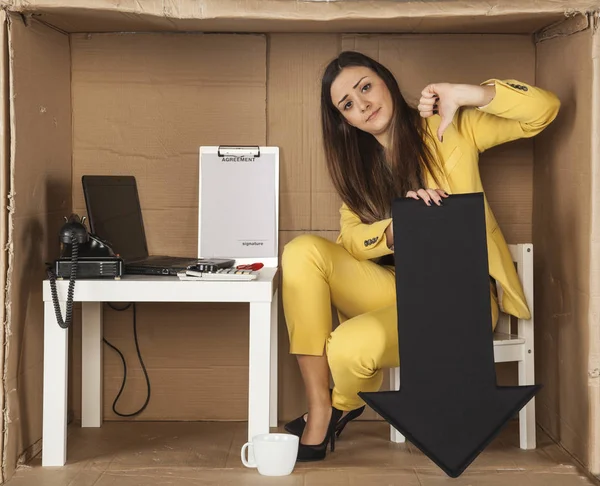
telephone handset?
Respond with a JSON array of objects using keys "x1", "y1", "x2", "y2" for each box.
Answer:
[
  {"x1": 47, "y1": 214, "x2": 123, "y2": 329},
  {"x1": 60, "y1": 213, "x2": 89, "y2": 246}
]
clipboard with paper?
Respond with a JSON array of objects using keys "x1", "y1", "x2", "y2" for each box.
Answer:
[{"x1": 198, "y1": 146, "x2": 279, "y2": 267}]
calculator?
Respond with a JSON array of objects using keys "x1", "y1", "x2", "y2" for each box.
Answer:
[{"x1": 182, "y1": 267, "x2": 258, "y2": 281}]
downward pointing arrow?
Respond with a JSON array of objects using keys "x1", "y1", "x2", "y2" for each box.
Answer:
[{"x1": 359, "y1": 193, "x2": 540, "y2": 478}]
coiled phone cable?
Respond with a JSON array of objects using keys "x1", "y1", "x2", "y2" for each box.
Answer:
[
  {"x1": 47, "y1": 240, "x2": 151, "y2": 417},
  {"x1": 47, "y1": 233, "x2": 79, "y2": 329},
  {"x1": 47, "y1": 225, "x2": 150, "y2": 417}
]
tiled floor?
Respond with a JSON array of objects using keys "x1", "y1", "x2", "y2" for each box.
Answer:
[{"x1": 5, "y1": 420, "x2": 599, "y2": 485}]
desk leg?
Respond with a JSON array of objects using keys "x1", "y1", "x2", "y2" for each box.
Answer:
[
  {"x1": 269, "y1": 290, "x2": 278, "y2": 428},
  {"x1": 248, "y1": 302, "x2": 271, "y2": 445},
  {"x1": 82, "y1": 302, "x2": 103, "y2": 427},
  {"x1": 42, "y1": 301, "x2": 69, "y2": 466}
]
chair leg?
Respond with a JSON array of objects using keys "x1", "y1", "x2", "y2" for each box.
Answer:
[
  {"x1": 516, "y1": 244, "x2": 536, "y2": 449},
  {"x1": 519, "y1": 398, "x2": 536, "y2": 450},
  {"x1": 391, "y1": 425, "x2": 406, "y2": 444},
  {"x1": 389, "y1": 366, "x2": 405, "y2": 443},
  {"x1": 518, "y1": 352, "x2": 536, "y2": 449}
]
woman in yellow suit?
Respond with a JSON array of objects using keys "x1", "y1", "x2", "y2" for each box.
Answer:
[{"x1": 282, "y1": 51, "x2": 560, "y2": 462}]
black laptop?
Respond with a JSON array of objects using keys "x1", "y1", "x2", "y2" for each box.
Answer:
[{"x1": 82, "y1": 175, "x2": 234, "y2": 276}]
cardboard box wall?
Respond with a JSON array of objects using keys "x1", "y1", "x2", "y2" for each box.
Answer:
[{"x1": 1, "y1": 0, "x2": 600, "y2": 482}]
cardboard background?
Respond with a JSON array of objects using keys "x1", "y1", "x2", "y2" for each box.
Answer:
[
  {"x1": 1, "y1": 4, "x2": 599, "y2": 482},
  {"x1": 535, "y1": 26, "x2": 595, "y2": 469},
  {"x1": 5, "y1": 14, "x2": 72, "y2": 479},
  {"x1": 0, "y1": 11, "x2": 8, "y2": 484},
  {"x1": 63, "y1": 32, "x2": 538, "y2": 427}
]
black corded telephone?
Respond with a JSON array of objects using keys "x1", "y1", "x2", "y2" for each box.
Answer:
[
  {"x1": 47, "y1": 214, "x2": 123, "y2": 329},
  {"x1": 46, "y1": 215, "x2": 149, "y2": 417},
  {"x1": 47, "y1": 215, "x2": 149, "y2": 416}
]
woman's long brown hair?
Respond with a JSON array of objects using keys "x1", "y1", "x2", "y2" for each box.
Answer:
[{"x1": 321, "y1": 51, "x2": 442, "y2": 224}]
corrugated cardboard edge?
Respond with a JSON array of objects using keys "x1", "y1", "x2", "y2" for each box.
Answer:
[
  {"x1": 535, "y1": 11, "x2": 591, "y2": 42},
  {"x1": 5, "y1": 0, "x2": 600, "y2": 21},
  {"x1": 589, "y1": 12, "x2": 600, "y2": 478},
  {"x1": 0, "y1": 9, "x2": 7, "y2": 485},
  {"x1": 1, "y1": 11, "x2": 14, "y2": 482}
]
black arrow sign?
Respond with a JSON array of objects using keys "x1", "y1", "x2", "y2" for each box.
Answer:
[{"x1": 358, "y1": 192, "x2": 540, "y2": 478}]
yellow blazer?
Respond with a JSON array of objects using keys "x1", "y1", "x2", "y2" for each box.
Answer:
[{"x1": 336, "y1": 79, "x2": 560, "y2": 320}]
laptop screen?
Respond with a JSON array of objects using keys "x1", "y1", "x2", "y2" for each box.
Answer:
[{"x1": 82, "y1": 175, "x2": 149, "y2": 262}]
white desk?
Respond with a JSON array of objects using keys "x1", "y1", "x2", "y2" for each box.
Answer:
[{"x1": 41, "y1": 268, "x2": 279, "y2": 467}]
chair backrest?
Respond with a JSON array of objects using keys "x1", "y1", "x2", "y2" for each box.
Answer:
[{"x1": 496, "y1": 244, "x2": 534, "y2": 344}]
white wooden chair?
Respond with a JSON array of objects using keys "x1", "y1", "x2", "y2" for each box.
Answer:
[{"x1": 389, "y1": 243, "x2": 536, "y2": 449}]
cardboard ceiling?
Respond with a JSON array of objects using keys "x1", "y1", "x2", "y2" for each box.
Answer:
[{"x1": 4, "y1": 0, "x2": 599, "y2": 34}]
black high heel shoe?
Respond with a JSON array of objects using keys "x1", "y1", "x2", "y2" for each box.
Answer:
[
  {"x1": 296, "y1": 407, "x2": 343, "y2": 462},
  {"x1": 284, "y1": 404, "x2": 365, "y2": 438},
  {"x1": 284, "y1": 413, "x2": 308, "y2": 437},
  {"x1": 334, "y1": 405, "x2": 365, "y2": 437},
  {"x1": 284, "y1": 388, "x2": 333, "y2": 437}
]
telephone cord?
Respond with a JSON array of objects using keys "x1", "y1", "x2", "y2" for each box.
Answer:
[
  {"x1": 104, "y1": 302, "x2": 152, "y2": 417},
  {"x1": 47, "y1": 233, "x2": 79, "y2": 329},
  {"x1": 47, "y1": 234, "x2": 150, "y2": 416}
]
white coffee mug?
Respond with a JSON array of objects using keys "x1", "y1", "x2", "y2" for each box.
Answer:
[{"x1": 241, "y1": 433, "x2": 299, "y2": 476}]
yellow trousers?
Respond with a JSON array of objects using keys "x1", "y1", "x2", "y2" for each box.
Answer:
[{"x1": 282, "y1": 234, "x2": 499, "y2": 411}]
